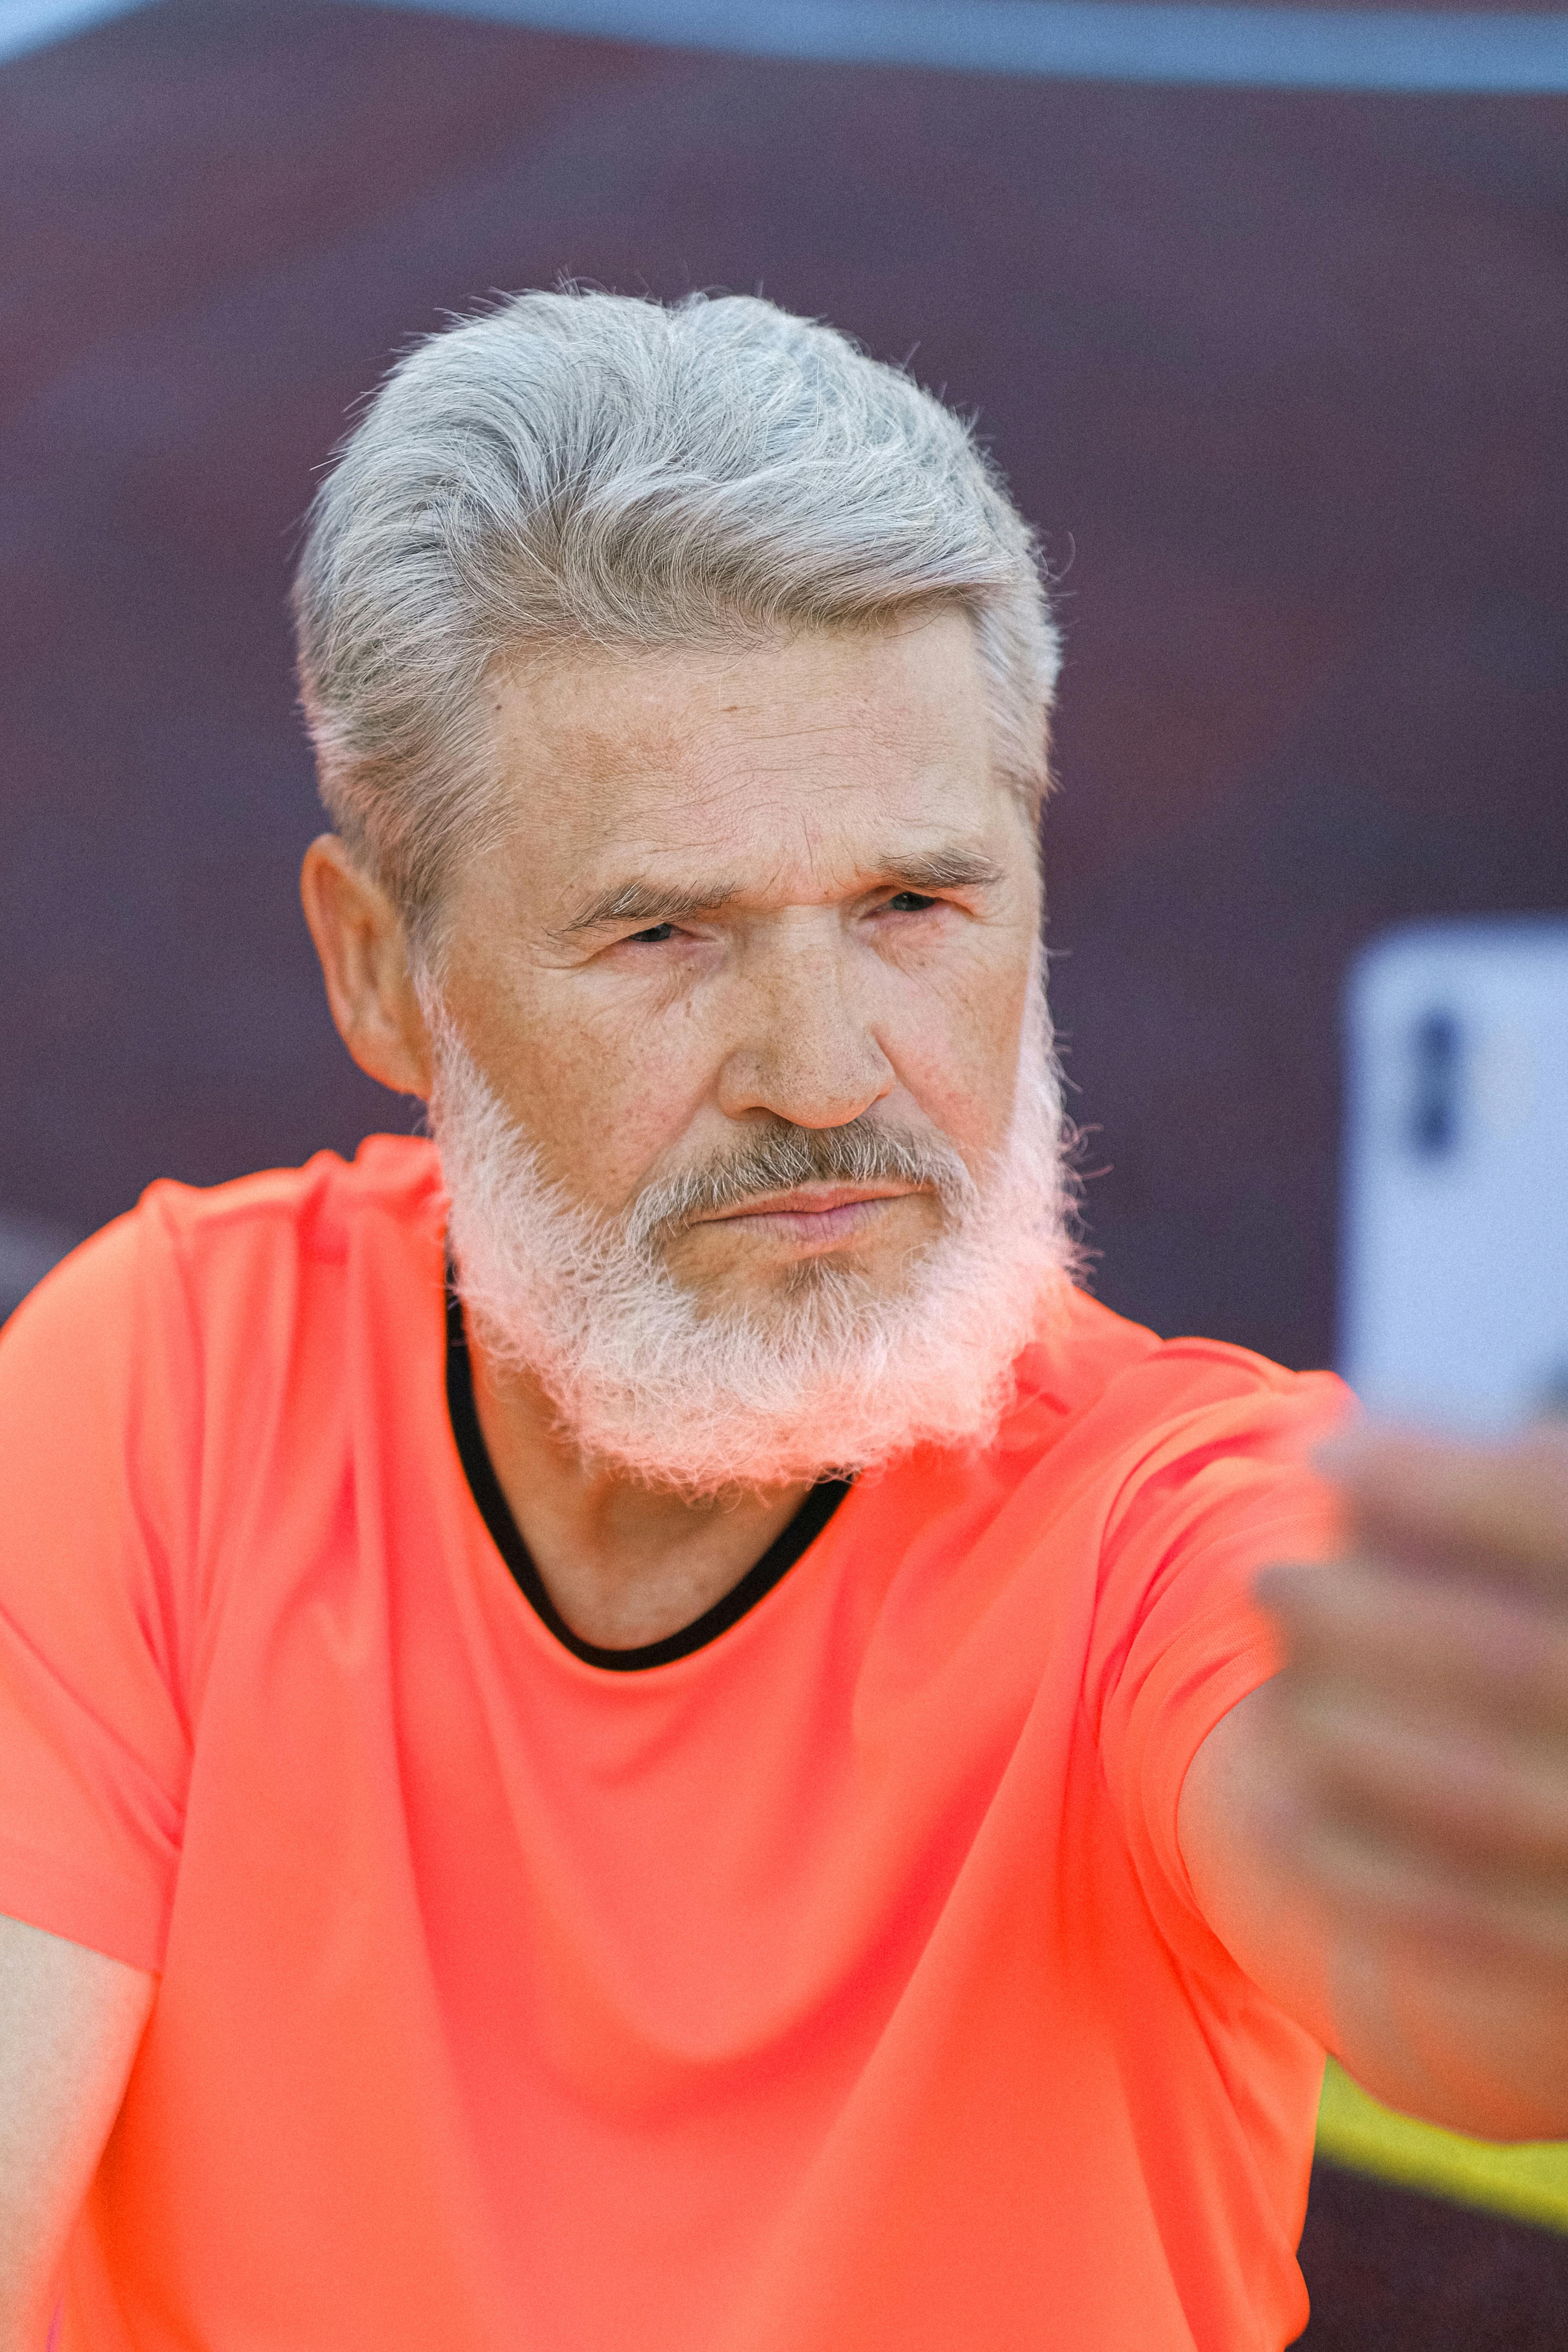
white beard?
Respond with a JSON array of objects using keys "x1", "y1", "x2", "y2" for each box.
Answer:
[{"x1": 426, "y1": 972, "x2": 1080, "y2": 1495}]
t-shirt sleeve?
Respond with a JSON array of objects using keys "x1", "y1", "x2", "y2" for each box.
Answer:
[
  {"x1": 1086, "y1": 1351, "x2": 1354, "y2": 1972},
  {"x1": 0, "y1": 1201, "x2": 198, "y2": 1971}
]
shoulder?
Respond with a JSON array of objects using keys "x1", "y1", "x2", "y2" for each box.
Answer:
[
  {"x1": 989, "y1": 1288, "x2": 1352, "y2": 1613},
  {"x1": 0, "y1": 1138, "x2": 446, "y2": 1664},
  {"x1": 137, "y1": 1132, "x2": 443, "y2": 1285},
  {"x1": 1005, "y1": 1284, "x2": 1349, "y2": 1476},
  {"x1": 10, "y1": 1136, "x2": 439, "y2": 1311},
  {"x1": 0, "y1": 1136, "x2": 444, "y2": 1412}
]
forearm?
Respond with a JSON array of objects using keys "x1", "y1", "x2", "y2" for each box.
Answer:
[
  {"x1": 0, "y1": 1916, "x2": 155, "y2": 2347},
  {"x1": 1186, "y1": 1423, "x2": 1568, "y2": 2143},
  {"x1": 1182, "y1": 1685, "x2": 1568, "y2": 2141},
  {"x1": 0, "y1": 2285, "x2": 59, "y2": 2352},
  {"x1": 1317, "y1": 1892, "x2": 1568, "y2": 2141}
]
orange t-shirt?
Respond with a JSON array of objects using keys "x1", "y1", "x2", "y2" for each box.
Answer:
[{"x1": 0, "y1": 1138, "x2": 1349, "y2": 2352}]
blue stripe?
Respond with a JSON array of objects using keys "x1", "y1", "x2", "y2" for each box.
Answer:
[
  {"x1": 359, "y1": 0, "x2": 1568, "y2": 95},
  {"x1": 3, "y1": 0, "x2": 1565, "y2": 94},
  {"x1": 0, "y1": 0, "x2": 149, "y2": 64}
]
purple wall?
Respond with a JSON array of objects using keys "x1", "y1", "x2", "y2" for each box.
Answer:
[{"x1": 3, "y1": 0, "x2": 1565, "y2": 1369}]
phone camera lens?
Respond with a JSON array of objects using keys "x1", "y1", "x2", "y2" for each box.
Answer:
[{"x1": 1408, "y1": 1008, "x2": 1462, "y2": 1158}]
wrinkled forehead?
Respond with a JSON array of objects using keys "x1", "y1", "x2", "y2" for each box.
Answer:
[{"x1": 470, "y1": 609, "x2": 1019, "y2": 905}]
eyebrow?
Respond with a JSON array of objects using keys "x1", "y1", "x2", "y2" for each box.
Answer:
[
  {"x1": 888, "y1": 848, "x2": 1006, "y2": 893},
  {"x1": 555, "y1": 848, "x2": 1006, "y2": 938},
  {"x1": 556, "y1": 880, "x2": 747, "y2": 936}
]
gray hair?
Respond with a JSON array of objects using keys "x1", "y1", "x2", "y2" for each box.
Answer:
[{"x1": 292, "y1": 289, "x2": 1060, "y2": 957}]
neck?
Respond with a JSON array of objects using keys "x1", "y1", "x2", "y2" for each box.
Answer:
[{"x1": 466, "y1": 1323, "x2": 815, "y2": 1652}]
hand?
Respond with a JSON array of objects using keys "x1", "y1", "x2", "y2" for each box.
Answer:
[
  {"x1": 1179, "y1": 1418, "x2": 1568, "y2": 2136},
  {"x1": 1254, "y1": 1421, "x2": 1568, "y2": 2128}
]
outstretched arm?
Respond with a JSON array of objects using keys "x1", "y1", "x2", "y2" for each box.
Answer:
[
  {"x1": 1180, "y1": 1423, "x2": 1568, "y2": 2141},
  {"x1": 0, "y1": 1916, "x2": 154, "y2": 2352}
]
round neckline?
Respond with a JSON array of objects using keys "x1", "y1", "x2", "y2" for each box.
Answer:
[{"x1": 443, "y1": 1278, "x2": 851, "y2": 1672}]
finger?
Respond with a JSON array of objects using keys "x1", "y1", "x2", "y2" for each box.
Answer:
[
  {"x1": 1314, "y1": 1423, "x2": 1568, "y2": 1591},
  {"x1": 1256, "y1": 1556, "x2": 1568, "y2": 1732},
  {"x1": 1269, "y1": 1677, "x2": 1568, "y2": 1880},
  {"x1": 1267, "y1": 1788, "x2": 1568, "y2": 1978}
]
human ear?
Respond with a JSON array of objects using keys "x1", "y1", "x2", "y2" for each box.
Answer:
[{"x1": 299, "y1": 835, "x2": 433, "y2": 1098}]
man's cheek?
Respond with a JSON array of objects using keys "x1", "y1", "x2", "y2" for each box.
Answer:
[
  {"x1": 890, "y1": 1023, "x2": 1010, "y2": 1156},
  {"x1": 565, "y1": 1071, "x2": 709, "y2": 1214}
]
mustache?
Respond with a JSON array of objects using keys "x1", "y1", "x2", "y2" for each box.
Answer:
[{"x1": 623, "y1": 1117, "x2": 976, "y2": 1250}]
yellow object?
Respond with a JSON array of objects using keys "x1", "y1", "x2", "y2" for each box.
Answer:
[{"x1": 1316, "y1": 2057, "x2": 1568, "y2": 2234}]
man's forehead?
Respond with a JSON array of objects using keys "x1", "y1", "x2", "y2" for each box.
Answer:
[
  {"x1": 493, "y1": 619, "x2": 992, "y2": 841},
  {"x1": 488, "y1": 610, "x2": 987, "y2": 779}
]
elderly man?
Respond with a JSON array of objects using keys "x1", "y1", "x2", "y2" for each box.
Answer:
[{"x1": 2, "y1": 290, "x2": 1566, "y2": 2352}]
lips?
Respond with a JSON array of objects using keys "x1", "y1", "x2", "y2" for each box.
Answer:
[{"x1": 700, "y1": 1185, "x2": 917, "y2": 1224}]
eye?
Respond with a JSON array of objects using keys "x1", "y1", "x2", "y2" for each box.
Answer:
[
  {"x1": 626, "y1": 923, "x2": 678, "y2": 944},
  {"x1": 884, "y1": 891, "x2": 939, "y2": 914}
]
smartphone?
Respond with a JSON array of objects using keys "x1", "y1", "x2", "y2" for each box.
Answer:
[{"x1": 1339, "y1": 917, "x2": 1568, "y2": 1435}]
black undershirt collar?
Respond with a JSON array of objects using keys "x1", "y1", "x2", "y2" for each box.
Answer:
[{"x1": 444, "y1": 1279, "x2": 851, "y2": 1672}]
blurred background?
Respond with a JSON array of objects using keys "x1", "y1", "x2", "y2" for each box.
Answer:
[{"x1": 2, "y1": 0, "x2": 1566, "y2": 2340}]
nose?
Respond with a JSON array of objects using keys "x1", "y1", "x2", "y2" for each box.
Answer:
[{"x1": 715, "y1": 922, "x2": 895, "y2": 1131}]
